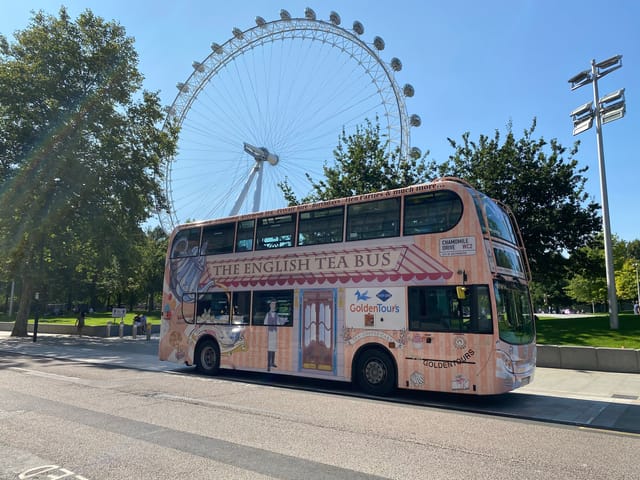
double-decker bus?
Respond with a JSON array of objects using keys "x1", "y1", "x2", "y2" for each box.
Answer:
[{"x1": 159, "y1": 178, "x2": 535, "y2": 395}]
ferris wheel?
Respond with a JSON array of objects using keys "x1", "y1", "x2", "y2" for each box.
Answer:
[{"x1": 158, "y1": 7, "x2": 421, "y2": 233}]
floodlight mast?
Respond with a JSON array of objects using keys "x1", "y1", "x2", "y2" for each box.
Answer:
[{"x1": 568, "y1": 55, "x2": 625, "y2": 330}]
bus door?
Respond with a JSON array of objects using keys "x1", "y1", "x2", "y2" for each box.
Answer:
[{"x1": 301, "y1": 289, "x2": 335, "y2": 372}]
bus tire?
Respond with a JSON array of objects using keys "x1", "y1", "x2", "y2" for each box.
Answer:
[
  {"x1": 195, "y1": 338, "x2": 220, "y2": 375},
  {"x1": 355, "y1": 348, "x2": 396, "y2": 396}
]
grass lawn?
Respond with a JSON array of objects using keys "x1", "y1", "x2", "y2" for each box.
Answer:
[
  {"x1": 535, "y1": 313, "x2": 640, "y2": 349},
  {"x1": 9, "y1": 311, "x2": 162, "y2": 327}
]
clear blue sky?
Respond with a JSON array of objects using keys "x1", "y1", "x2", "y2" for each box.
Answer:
[{"x1": 2, "y1": 1, "x2": 638, "y2": 241}]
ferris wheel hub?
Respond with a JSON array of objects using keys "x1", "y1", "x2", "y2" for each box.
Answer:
[{"x1": 243, "y1": 142, "x2": 279, "y2": 166}]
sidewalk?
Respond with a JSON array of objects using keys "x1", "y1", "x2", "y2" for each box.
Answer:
[
  {"x1": 1, "y1": 331, "x2": 639, "y2": 434},
  {"x1": 0, "y1": 330, "x2": 175, "y2": 372}
]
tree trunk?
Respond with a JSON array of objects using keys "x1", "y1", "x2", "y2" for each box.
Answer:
[{"x1": 11, "y1": 279, "x2": 33, "y2": 337}]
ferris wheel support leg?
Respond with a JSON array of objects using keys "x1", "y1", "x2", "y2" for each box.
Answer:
[
  {"x1": 229, "y1": 161, "x2": 260, "y2": 216},
  {"x1": 252, "y1": 161, "x2": 264, "y2": 213}
]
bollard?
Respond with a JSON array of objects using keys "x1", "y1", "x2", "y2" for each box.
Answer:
[
  {"x1": 33, "y1": 292, "x2": 40, "y2": 342},
  {"x1": 132, "y1": 324, "x2": 137, "y2": 339},
  {"x1": 106, "y1": 321, "x2": 112, "y2": 337},
  {"x1": 119, "y1": 319, "x2": 124, "y2": 338}
]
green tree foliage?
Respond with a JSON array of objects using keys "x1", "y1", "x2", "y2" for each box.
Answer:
[
  {"x1": 0, "y1": 8, "x2": 177, "y2": 335},
  {"x1": 436, "y1": 119, "x2": 601, "y2": 285},
  {"x1": 563, "y1": 235, "x2": 607, "y2": 311},
  {"x1": 626, "y1": 239, "x2": 640, "y2": 261},
  {"x1": 564, "y1": 274, "x2": 607, "y2": 312},
  {"x1": 616, "y1": 258, "x2": 640, "y2": 302},
  {"x1": 131, "y1": 226, "x2": 168, "y2": 311},
  {"x1": 564, "y1": 233, "x2": 637, "y2": 310},
  {"x1": 280, "y1": 119, "x2": 430, "y2": 205}
]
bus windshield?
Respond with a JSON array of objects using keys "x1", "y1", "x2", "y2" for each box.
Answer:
[
  {"x1": 471, "y1": 189, "x2": 517, "y2": 243},
  {"x1": 494, "y1": 281, "x2": 535, "y2": 345}
]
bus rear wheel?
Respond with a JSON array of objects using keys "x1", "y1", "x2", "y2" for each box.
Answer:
[
  {"x1": 195, "y1": 338, "x2": 220, "y2": 375},
  {"x1": 356, "y1": 349, "x2": 396, "y2": 396}
]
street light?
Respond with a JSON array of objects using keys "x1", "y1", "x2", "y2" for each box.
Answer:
[
  {"x1": 634, "y1": 262, "x2": 640, "y2": 311},
  {"x1": 569, "y1": 55, "x2": 625, "y2": 330}
]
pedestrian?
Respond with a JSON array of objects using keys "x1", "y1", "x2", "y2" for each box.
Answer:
[
  {"x1": 140, "y1": 313, "x2": 148, "y2": 334},
  {"x1": 76, "y1": 311, "x2": 85, "y2": 336},
  {"x1": 634, "y1": 301, "x2": 639, "y2": 315}
]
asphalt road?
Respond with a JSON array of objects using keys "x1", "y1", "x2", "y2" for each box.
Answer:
[{"x1": 0, "y1": 333, "x2": 639, "y2": 479}]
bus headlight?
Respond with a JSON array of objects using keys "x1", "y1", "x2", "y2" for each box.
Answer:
[{"x1": 497, "y1": 350, "x2": 514, "y2": 375}]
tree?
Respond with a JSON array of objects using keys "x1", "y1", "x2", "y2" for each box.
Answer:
[
  {"x1": 626, "y1": 240, "x2": 640, "y2": 262},
  {"x1": 0, "y1": 8, "x2": 178, "y2": 335},
  {"x1": 564, "y1": 274, "x2": 607, "y2": 313},
  {"x1": 280, "y1": 119, "x2": 430, "y2": 205},
  {"x1": 435, "y1": 119, "x2": 601, "y2": 284},
  {"x1": 564, "y1": 233, "x2": 633, "y2": 311},
  {"x1": 616, "y1": 259, "x2": 640, "y2": 303},
  {"x1": 131, "y1": 226, "x2": 168, "y2": 311}
]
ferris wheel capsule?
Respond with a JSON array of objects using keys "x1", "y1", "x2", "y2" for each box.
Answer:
[
  {"x1": 280, "y1": 9, "x2": 291, "y2": 21},
  {"x1": 373, "y1": 36, "x2": 385, "y2": 51},
  {"x1": 403, "y1": 84, "x2": 415, "y2": 97},
  {"x1": 410, "y1": 114, "x2": 422, "y2": 127},
  {"x1": 255, "y1": 16, "x2": 266, "y2": 27},
  {"x1": 390, "y1": 57, "x2": 402, "y2": 71},
  {"x1": 305, "y1": 8, "x2": 316, "y2": 21},
  {"x1": 353, "y1": 21, "x2": 364, "y2": 35},
  {"x1": 329, "y1": 11, "x2": 341, "y2": 25}
]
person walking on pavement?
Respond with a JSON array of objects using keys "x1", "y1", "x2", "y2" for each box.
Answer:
[{"x1": 75, "y1": 311, "x2": 85, "y2": 336}]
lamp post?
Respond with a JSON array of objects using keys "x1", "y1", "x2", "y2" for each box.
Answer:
[
  {"x1": 634, "y1": 262, "x2": 640, "y2": 311},
  {"x1": 569, "y1": 55, "x2": 625, "y2": 330},
  {"x1": 33, "y1": 291, "x2": 40, "y2": 342}
]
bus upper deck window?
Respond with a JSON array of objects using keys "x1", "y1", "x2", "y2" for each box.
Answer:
[
  {"x1": 236, "y1": 219, "x2": 255, "y2": 252},
  {"x1": 403, "y1": 190, "x2": 463, "y2": 235},
  {"x1": 298, "y1": 206, "x2": 344, "y2": 246},
  {"x1": 171, "y1": 227, "x2": 201, "y2": 258},
  {"x1": 256, "y1": 214, "x2": 295, "y2": 250},
  {"x1": 202, "y1": 222, "x2": 235, "y2": 255},
  {"x1": 347, "y1": 198, "x2": 400, "y2": 241}
]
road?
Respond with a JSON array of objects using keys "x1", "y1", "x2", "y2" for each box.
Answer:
[{"x1": 0, "y1": 347, "x2": 638, "y2": 480}]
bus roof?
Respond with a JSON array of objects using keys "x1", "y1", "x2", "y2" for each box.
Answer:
[{"x1": 173, "y1": 177, "x2": 474, "y2": 231}]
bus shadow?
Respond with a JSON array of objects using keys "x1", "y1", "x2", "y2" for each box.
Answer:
[{"x1": 192, "y1": 368, "x2": 640, "y2": 435}]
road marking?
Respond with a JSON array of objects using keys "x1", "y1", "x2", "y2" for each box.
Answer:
[
  {"x1": 18, "y1": 464, "x2": 89, "y2": 479},
  {"x1": 9, "y1": 367, "x2": 85, "y2": 383}
]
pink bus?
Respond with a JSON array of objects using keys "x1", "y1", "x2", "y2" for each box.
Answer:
[{"x1": 159, "y1": 178, "x2": 535, "y2": 395}]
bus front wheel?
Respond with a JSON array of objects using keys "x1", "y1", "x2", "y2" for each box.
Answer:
[
  {"x1": 195, "y1": 338, "x2": 220, "y2": 375},
  {"x1": 356, "y1": 349, "x2": 396, "y2": 396}
]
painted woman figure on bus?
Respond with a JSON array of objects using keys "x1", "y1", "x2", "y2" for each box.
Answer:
[{"x1": 265, "y1": 300, "x2": 279, "y2": 371}]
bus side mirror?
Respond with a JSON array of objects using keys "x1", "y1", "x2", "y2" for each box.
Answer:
[{"x1": 456, "y1": 286, "x2": 466, "y2": 299}]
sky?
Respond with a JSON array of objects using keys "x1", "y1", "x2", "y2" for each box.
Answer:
[{"x1": 1, "y1": 0, "x2": 638, "y2": 241}]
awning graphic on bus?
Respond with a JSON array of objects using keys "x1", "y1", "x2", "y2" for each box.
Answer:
[{"x1": 203, "y1": 244, "x2": 453, "y2": 288}]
